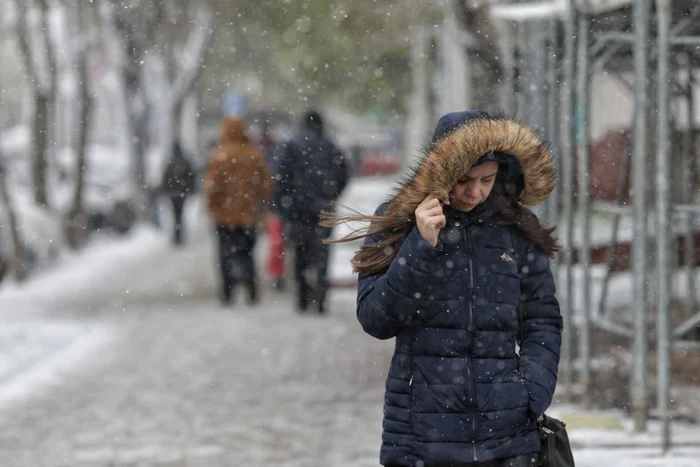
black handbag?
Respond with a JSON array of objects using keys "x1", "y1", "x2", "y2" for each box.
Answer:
[
  {"x1": 537, "y1": 413, "x2": 575, "y2": 467},
  {"x1": 511, "y1": 230, "x2": 575, "y2": 466}
]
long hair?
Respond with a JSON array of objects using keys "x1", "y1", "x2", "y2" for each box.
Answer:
[
  {"x1": 487, "y1": 171, "x2": 561, "y2": 257},
  {"x1": 321, "y1": 206, "x2": 414, "y2": 274},
  {"x1": 322, "y1": 169, "x2": 561, "y2": 276},
  {"x1": 321, "y1": 114, "x2": 560, "y2": 275}
]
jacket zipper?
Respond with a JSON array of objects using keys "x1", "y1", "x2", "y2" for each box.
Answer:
[
  {"x1": 464, "y1": 225, "x2": 478, "y2": 461},
  {"x1": 408, "y1": 327, "x2": 415, "y2": 386},
  {"x1": 407, "y1": 329, "x2": 415, "y2": 432}
]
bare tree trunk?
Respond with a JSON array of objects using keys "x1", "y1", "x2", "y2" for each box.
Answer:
[
  {"x1": 66, "y1": 0, "x2": 95, "y2": 249},
  {"x1": 0, "y1": 160, "x2": 25, "y2": 282},
  {"x1": 406, "y1": 25, "x2": 432, "y2": 168},
  {"x1": 97, "y1": 0, "x2": 148, "y2": 212},
  {"x1": 454, "y1": 0, "x2": 504, "y2": 112},
  {"x1": 180, "y1": 90, "x2": 200, "y2": 159},
  {"x1": 130, "y1": 99, "x2": 148, "y2": 191},
  {"x1": 150, "y1": 6, "x2": 213, "y2": 189},
  {"x1": 37, "y1": 0, "x2": 57, "y2": 158},
  {"x1": 13, "y1": 0, "x2": 55, "y2": 208},
  {"x1": 66, "y1": 74, "x2": 92, "y2": 249},
  {"x1": 33, "y1": 94, "x2": 50, "y2": 206},
  {"x1": 438, "y1": 0, "x2": 472, "y2": 114}
]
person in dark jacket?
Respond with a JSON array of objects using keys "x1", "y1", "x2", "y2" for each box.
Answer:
[
  {"x1": 161, "y1": 142, "x2": 196, "y2": 246},
  {"x1": 276, "y1": 110, "x2": 349, "y2": 314},
  {"x1": 259, "y1": 120, "x2": 281, "y2": 176},
  {"x1": 325, "y1": 110, "x2": 563, "y2": 466}
]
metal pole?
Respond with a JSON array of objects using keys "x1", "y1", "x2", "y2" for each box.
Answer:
[
  {"x1": 519, "y1": 20, "x2": 548, "y2": 220},
  {"x1": 683, "y1": 52, "x2": 697, "y2": 328},
  {"x1": 500, "y1": 21, "x2": 516, "y2": 115},
  {"x1": 674, "y1": 204, "x2": 700, "y2": 214},
  {"x1": 575, "y1": 10, "x2": 591, "y2": 406},
  {"x1": 632, "y1": 0, "x2": 651, "y2": 433},
  {"x1": 547, "y1": 17, "x2": 560, "y2": 228},
  {"x1": 689, "y1": 66, "x2": 699, "y2": 317},
  {"x1": 520, "y1": 21, "x2": 530, "y2": 116},
  {"x1": 406, "y1": 26, "x2": 432, "y2": 170},
  {"x1": 559, "y1": 1, "x2": 576, "y2": 402},
  {"x1": 441, "y1": 0, "x2": 471, "y2": 111},
  {"x1": 532, "y1": 20, "x2": 548, "y2": 135},
  {"x1": 656, "y1": 0, "x2": 672, "y2": 452}
]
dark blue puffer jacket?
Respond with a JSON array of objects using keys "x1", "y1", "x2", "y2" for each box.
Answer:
[
  {"x1": 357, "y1": 203, "x2": 562, "y2": 466},
  {"x1": 275, "y1": 118, "x2": 349, "y2": 222}
]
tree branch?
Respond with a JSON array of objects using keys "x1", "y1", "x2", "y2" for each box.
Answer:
[
  {"x1": 35, "y1": 0, "x2": 57, "y2": 94},
  {"x1": 0, "y1": 157, "x2": 25, "y2": 281},
  {"x1": 170, "y1": 5, "x2": 214, "y2": 109},
  {"x1": 11, "y1": 0, "x2": 42, "y2": 95},
  {"x1": 454, "y1": 0, "x2": 503, "y2": 81},
  {"x1": 97, "y1": 0, "x2": 126, "y2": 70}
]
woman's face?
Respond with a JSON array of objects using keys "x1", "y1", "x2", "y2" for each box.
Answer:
[{"x1": 450, "y1": 161, "x2": 499, "y2": 212}]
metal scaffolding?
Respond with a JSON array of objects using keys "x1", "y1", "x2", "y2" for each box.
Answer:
[{"x1": 492, "y1": 0, "x2": 700, "y2": 451}]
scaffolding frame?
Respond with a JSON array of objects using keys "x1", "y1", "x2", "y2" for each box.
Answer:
[{"x1": 493, "y1": 0, "x2": 700, "y2": 451}]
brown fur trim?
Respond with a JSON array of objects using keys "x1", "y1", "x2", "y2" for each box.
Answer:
[
  {"x1": 386, "y1": 117, "x2": 553, "y2": 218},
  {"x1": 322, "y1": 116, "x2": 555, "y2": 275}
]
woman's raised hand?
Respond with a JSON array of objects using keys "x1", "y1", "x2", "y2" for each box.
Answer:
[{"x1": 415, "y1": 194, "x2": 448, "y2": 247}]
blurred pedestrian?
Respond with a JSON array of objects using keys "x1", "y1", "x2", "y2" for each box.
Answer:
[
  {"x1": 205, "y1": 118, "x2": 272, "y2": 306},
  {"x1": 161, "y1": 142, "x2": 196, "y2": 246},
  {"x1": 258, "y1": 120, "x2": 286, "y2": 290},
  {"x1": 276, "y1": 109, "x2": 350, "y2": 314},
  {"x1": 259, "y1": 119, "x2": 281, "y2": 175},
  {"x1": 325, "y1": 110, "x2": 563, "y2": 466}
]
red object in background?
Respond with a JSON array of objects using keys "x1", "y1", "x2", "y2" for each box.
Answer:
[
  {"x1": 359, "y1": 152, "x2": 401, "y2": 177},
  {"x1": 266, "y1": 215, "x2": 285, "y2": 278},
  {"x1": 589, "y1": 127, "x2": 631, "y2": 201}
]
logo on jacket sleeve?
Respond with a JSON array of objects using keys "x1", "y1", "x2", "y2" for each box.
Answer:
[{"x1": 501, "y1": 252, "x2": 514, "y2": 263}]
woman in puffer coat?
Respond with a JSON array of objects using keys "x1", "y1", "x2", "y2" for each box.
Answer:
[{"x1": 325, "y1": 110, "x2": 562, "y2": 467}]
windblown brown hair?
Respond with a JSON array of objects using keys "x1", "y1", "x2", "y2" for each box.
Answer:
[
  {"x1": 321, "y1": 204, "x2": 414, "y2": 274},
  {"x1": 321, "y1": 175, "x2": 561, "y2": 275},
  {"x1": 321, "y1": 115, "x2": 561, "y2": 275}
]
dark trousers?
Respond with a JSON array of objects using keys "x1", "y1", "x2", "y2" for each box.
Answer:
[
  {"x1": 171, "y1": 196, "x2": 186, "y2": 245},
  {"x1": 216, "y1": 226, "x2": 257, "y2": 303},
  {"x1": 288, "y1": 218, "x2": 332, "y2": 312}
]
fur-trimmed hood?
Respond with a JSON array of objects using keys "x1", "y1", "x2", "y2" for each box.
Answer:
[
  {"x1": 383, "y1": 114, "x2": 554, "y2": 219},
  {"x1": 322, "y1": 111, "x2": 558, "y2": 275}
]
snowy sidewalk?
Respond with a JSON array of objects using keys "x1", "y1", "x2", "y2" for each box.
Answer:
[
  {"x1": 0, "y1": 214, "x2": 698, "y2": 466},
  {"x1": 0, "y1": 219, "x2": 392, "y2": 467},
  {"x1": 0, "y1": 291, "x2": 390, "y2": 467}
]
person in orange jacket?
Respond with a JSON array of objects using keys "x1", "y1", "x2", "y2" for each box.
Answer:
[{"x1": 204, "y1": 118, "x2": 272, "y2": 306}]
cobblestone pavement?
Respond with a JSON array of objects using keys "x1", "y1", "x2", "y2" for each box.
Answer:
[{"x1": 0, "y1": 225, "x2": 392, "y2": 467}]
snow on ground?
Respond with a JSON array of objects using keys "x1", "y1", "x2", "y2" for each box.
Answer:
[
  {"x1": 0, "y1": 185, "x2": 698, "y2": 465},
  {"x1": 0, "y1": 321, "x2": 116, "y2": 412}
]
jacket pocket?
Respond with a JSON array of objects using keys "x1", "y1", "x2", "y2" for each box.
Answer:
[{"x1": 514, "y1": 369, "x2": 531, "y2": 402}]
